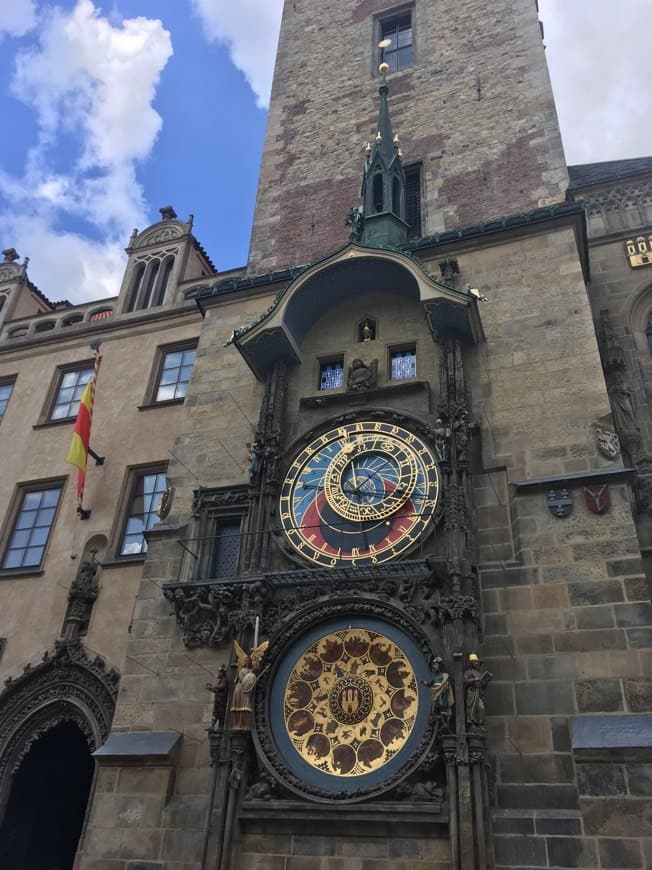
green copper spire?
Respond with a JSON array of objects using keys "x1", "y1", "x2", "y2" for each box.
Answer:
[{"x1": 359, "y1": 68, "x2": 409, "y2": 248}]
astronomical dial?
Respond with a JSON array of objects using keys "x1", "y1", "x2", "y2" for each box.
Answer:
[{"x1": 279, "y1": 420, "x2": 441, "y2": 567}]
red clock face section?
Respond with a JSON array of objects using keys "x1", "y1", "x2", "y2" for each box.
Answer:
[{"x1": 279, "y1": 421, "x2": 440, "y2": 567}]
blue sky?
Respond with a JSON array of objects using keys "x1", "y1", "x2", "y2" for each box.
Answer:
[{"x1": 0, "y1": 0, "x2": 649, "y2": 304}]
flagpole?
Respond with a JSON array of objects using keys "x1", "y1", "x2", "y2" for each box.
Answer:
[{"x1": 66, "y1": 341, "x2": 102, "y2": 520}]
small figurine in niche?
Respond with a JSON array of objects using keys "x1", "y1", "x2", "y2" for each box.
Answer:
[
  {"x1": 347, "y1": 358, "x2": 378, "y2": 392},
  {"x1": 421, "y1": 656, "x2": 454, "y2": 728},
  {"x1": 206, "y1": 665, "x2": 229, "y2": 728},
  {"x1": 230, "y1": 639, "x2": 270, "y2": 730},
  {"x1": 359, "y1": 319, "x2": 376, "y2": 342},
  {"x1": 463, "y1": 653, "x2": 492, "y2": 728}
]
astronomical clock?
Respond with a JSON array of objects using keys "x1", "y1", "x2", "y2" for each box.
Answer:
[
  {"x1": 251, "y1": 418, "x2": 447, "y2": 800},
  {"x1": 278, "y1": 420, "x2": 440, "y2": 566}
]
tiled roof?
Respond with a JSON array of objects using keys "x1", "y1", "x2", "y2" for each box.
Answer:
[{"x1": 568, "y1": 157, "x2": 652, "y2": 189}]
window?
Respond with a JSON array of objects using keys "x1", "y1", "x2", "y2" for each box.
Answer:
[
  {"x1": 211, "y1": 518, "x2": 242, "y2": 577},
  {"x1": 405, "y1": 164, "x2": 422, "y2": 238},
  {"x1": 119, "y1": 469, "x2": 167, "y2": 556},
  {"x1": 319, "y1": 359, "x2": 344, "y2": 391},
  {"x1": 2, "y1": 485, "x2": 62, "y2": 570},
  {"x1": 155, "y1": 344, "x2": 197, "y2": 403},
  {"x1": 50, "y1": 365, "x2": 94, "y2": 421},
  {"x1": 390, "y1": 347, "x2": 417, "y2": 380},
  {"x1": 0, "y1": 378, "x2": 15, "y2": 422},
  {"x1": 380, "y1": 12, "x2": 413, "y2": 72}
]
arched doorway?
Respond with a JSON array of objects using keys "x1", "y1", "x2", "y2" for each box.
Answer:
[
  {"x1": 0, "y1": 643, "x2": 118, "y2": 869},
  {"x1": 0, "y1": 721, "x2": 94, "y2": 868}
]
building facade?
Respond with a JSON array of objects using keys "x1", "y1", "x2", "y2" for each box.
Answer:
[{"x1": 0, "y1": 1, "x2": 651, "y2": 869}]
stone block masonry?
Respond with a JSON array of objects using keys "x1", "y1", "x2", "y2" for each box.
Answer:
[{"x1": 248, "y1": 0, "x2": 567, "y2": 273}]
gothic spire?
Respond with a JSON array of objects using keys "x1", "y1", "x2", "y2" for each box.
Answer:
[{"x1": 358, "y1": 66, "x2": 409, "y2": 248}]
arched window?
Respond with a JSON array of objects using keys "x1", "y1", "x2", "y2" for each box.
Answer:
[
  {"x1": 155, "y1": 255, "x2": 175, "y2": 306},
  {"x1": 373, "y1": 175, "x2": 384, "y2": 213},
  {"x1": 63, "y1": 314, "x2": 84, "y2": 327},
  {"x1": 140, "y1": 259, "x2": 160, "y2": 310},
  {"x1": 34, "y1": 320, "x2": 55, "y2": 333},
  {"x1": 8, "y1": 326, "x2": 28, "y2": 339},
  {"x1": 392, "y1": 176, "x2": 401, "y2": 215},
  {"x1": 125, "y1": 262, "x2": 145, "y2": 312}
]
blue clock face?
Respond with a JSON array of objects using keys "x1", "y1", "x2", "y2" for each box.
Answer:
[{"x1": 279, "y1": 420, "x2": 440, "y2": 567}]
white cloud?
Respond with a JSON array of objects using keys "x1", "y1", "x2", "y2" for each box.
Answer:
[
  {"x1": 0, "y1": 1, "x2": 172, "y2": 302},
  {"x1": 0, "y1": 0, "x2": 36, "y2": 37},
  {"x1": 539, "y1": 0, "x2": 652, "y2": 164},
  {"x1": 190, "y1": 0, "x2": 283, "y2": 107}
]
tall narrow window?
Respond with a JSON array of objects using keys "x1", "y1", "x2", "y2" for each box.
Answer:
[
  {"x1": 154, "y1": 344, "x2": 197, "y2": 403},
  {"x1": 50, "y1": 365, "x2": 94, "y2": 421},
  {"x1": 2, "y1": 485, "x2": 62, "y2": 570},
  {"x1": 125, "y1": 262, "x2": 145, "y2": 312},
  {"x1": 380, "y1": 13, "x2": 413, "y2": 72},
  {"x1": 373, "y1": 175, "x2": 384, "y2": 213},
  {"x1": 155, "y1": 255, "x2": 175, "y2": 306},
  {"x1": 404, "y1": 164, "x2": 422, "y2": 238},
  {"x1": 119, "y1": 469, "x2": 167, "y2": 556},
  {"x1": 0, "y1": 378, "x2": 15, "y2": 422},
  {"x1": 140, "y1": 260, "x2": 160, "y2": 310},
  {"x1": 211, "y1": 519, "x2": 242, "y2": 578}
]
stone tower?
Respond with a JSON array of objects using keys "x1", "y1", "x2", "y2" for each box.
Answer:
[{"x1": 248, "y1": 0, "x2": 568, "y2": 273}]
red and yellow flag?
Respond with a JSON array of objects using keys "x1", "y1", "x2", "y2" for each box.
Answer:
[{"x1": 66, "y1": 344, "x2": 101, "y2": 510}]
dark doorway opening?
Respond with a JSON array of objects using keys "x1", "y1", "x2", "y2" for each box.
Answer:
[{"x1": 0, "y1": 720, "x2": 94, "y2": 869}]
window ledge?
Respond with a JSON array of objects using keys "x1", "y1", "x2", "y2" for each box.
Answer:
[
  {"x1": 33, "y1": 417, "x2": 74, "y2": 429},
  {"x1": 0, "y1": 567, "x2": 45, "y2": 580},
  {"x1": 100, "y1": 556, "x2": 146, "y2": 569},
  {"x1": 300, "y1": 379, "x2": 429, "y2": 409},
  {"x1": 138, "y1": 398, "x2": 185, "y2": 411}
]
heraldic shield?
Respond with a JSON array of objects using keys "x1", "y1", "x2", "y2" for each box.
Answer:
[
  {"x1": 546, "y1": 488, "x2": 572, "y2": 518},
  {"x1": 584, "y1": 484, "x2": 610, "y2": 515}
]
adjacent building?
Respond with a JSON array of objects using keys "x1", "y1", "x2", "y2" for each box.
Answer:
[{"x1": 0, "y1": 1, "x2": 651, "y2": 869}]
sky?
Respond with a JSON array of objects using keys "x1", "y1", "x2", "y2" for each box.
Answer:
[{"x1": 0, "y1": 0, "x2": 649, "y2": 305}]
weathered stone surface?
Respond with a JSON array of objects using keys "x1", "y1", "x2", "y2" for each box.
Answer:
[
  {"x1": 626, "y1": 763, "x2": 652, "y2": 796},
  {"x1": 545, "y1": 837, "x2": 598, "y2": 868},
  {"x1": 577, "y1": 764, "x2": 626, "y2": 796},
  {"x1": 493, "y1": 835, "x2": 547, "y2": 866},
  {"x1": 515, "y1": 681, "x2": 575, "y2": 715},
  {"x1": 582, "y1": 797, "x2": 652, "y2": 836},
  {"x1": 624, "y1": 679, "x2": 652, "y2": 712},
  {"x1": 497, "y1": 784, "x2": 579, "y2": 811},
  {"x1": 598, "y1": 837, "x2": 643, "y2": 869},
  {"x1": 575, "y1": 679, "x2": 624, "y2": 713}
]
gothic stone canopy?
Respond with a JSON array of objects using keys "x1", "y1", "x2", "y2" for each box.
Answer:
[{"x1": 229, "y1": 245, "x2": 484, "y2": 379}]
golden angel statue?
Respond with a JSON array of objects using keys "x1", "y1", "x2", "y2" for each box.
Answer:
[{"x1": 230, "y1": 639, "x2": 269, "y2": 730}]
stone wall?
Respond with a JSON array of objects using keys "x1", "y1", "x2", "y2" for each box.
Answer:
[{"x1": 248, "y1": 0, "x2": 567, "y2": 273}]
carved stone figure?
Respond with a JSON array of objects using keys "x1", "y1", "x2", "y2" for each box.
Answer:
[
  {"x1": 207, "y1": 665, "x2": 229, "y2": 728},
  {"x1": 345, "y1": 205, "x2": 364, "y2": 242},
  {"x1": 248, "y1": 439, "x2": 264, "y2": 483},
  {"x1": 346, "y1": 358, "x2": 378, "y2": 392},
  {"x1": 453, "y1": 409, "x2": 475, "y2": 463},
  {"x1": 463, "y1": 653, "x2": 492, "y2": 728},
  {"x1": 432, "y1": 418, "x2": 451, "y2": 462},
  {"x1": 231, "y1": 639, "x2": 270, "y2": 730},
  {"x1": 421, "y1": 657, "x2": 454, "y2": 728}
]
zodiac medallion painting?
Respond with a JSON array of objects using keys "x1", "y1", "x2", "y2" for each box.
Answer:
[{"x1": 263, "y1": 618, "x2": 434, "y2": 798}]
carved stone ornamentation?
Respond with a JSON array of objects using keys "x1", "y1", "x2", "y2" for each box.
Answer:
[
  {"x1": 0, "y1": 642, "x2": 118, "y2": 796},
  {"x1": 62, "y1": 558, "x2": 99, "y2": 641},
  {"x1": 136, "y1": 226, "x2": 183, "y2": 247},
  {"x1": 439, "y1": 595, "x2": 478, "y2": 623},
  {"x1": 346, "y1": 358, "x2": 378, "y2": 392},
  {"x1": 591, "y1": 423, "x2": 620, "y2": 460},
  {"x1": 164, "y1": 560, "x2": 442, "y2": 649},
  {"x1": 192, "y1": 485, "x2": 250, "y2": 518}
]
